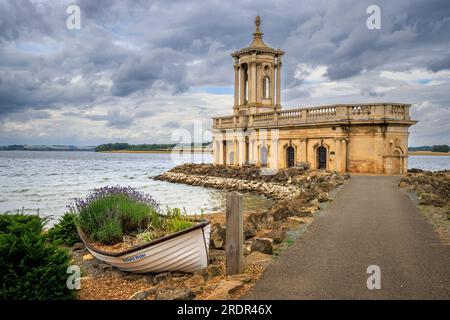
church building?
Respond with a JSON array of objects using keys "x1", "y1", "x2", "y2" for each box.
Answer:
[{"x1": 211, "y1": 16, "x2": 417, "y2": 174}]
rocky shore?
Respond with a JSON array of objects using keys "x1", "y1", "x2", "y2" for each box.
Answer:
[
  {"x1": 399, "y1": 169, "x2": 450, "y2": 243},
  {"x1": 74, "y1": 164, "x2": 349, "y2": 300},
  {"x1": 155, "y1": 164, "x2": 349, "y2": 201}
]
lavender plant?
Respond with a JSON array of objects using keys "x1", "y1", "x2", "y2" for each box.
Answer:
[
  {"x1": 71, "y1": 186, "x2": 161, "y2": 244},
  {"x1": 72, "y1": 186, "x2": 197, "y2": 246}
]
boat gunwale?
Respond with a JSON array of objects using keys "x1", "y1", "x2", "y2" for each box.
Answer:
[{"x1": 77, "y1": 219, "x2": 211, "y2": 258}]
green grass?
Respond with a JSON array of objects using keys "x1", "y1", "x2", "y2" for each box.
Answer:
[{"x1": 164, "y1": 208, "x2": 195, "y2": 233}]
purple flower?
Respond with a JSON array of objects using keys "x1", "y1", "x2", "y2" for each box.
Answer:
[{"x1": 68, "y1": 185, "x2": 160, "y2": 213}]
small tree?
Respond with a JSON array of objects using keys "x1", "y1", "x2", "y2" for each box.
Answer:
[{"x1": 0, "y1": 214, "x2": 75, "y2": 300}]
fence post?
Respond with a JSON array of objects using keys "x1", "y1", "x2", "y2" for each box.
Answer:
[{"x1": 225, "y1": 191, "x2": 243, "y2": 275}]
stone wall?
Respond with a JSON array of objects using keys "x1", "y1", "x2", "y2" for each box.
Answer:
[{"x1": 399, "y1": 169, "x2": 450, "y2": 208}]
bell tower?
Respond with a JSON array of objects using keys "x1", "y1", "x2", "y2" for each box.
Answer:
[{"x1": 231, "y1": 16, "x2": 284, "y2": 115}]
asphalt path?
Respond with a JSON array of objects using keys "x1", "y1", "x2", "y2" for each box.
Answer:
[{"x1": 246, "y1": 175, "x2": 450, "y2": 299}]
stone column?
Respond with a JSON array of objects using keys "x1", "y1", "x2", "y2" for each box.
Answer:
[
  {"x1": 233, "y1": 140, "x2": 238, "y2": 166},
  {"x1": 334, "y1": 139, "x2": 341, "y2": 172},
  {"x1": 212, "y1": 139, "x2": 217, "y2": 164},
  {"x1": 238, "y1": 137, "x2": 245, "y2": 166},
  {"x1": 341, "y1": 139, "x2": 347, "y2": 172},
  {"x1": 240, "y1": 65, "x2": 246, "y2": 107},
  {"x1": 233, "y1": 62, "x2": 239, "y2": 113},
  {"x1": 219, "y1": 139, "x2": 224, "y2": 165},
  {"x1": 294, "y1": 139, "x2": 301, "y2": 164},
  {"x1": 276, "y1": 56, "x2": 282, "y2": 110},
  {"x1": 269, "y1": 140, "x2": 278, "y2": 169},
  {"x1": 251, "y1": 55, "x2": 257, "y2": 106},
  {"x1": 252, "y1": 140, "x2": 257, "y2": 164},
  {"x1": 300, "y1": 139, "x2": 307, "y2": 162},
  {"x1": 270, "y1": 65, "x2": 275, "y2": 107}
]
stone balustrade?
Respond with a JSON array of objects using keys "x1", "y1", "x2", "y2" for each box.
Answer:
[{"x1": 212, "y1": 103, "x2": 411, "y2": 129}]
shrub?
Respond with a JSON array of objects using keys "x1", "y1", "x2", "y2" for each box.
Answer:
[
  {"x1": 45, "y1": 212, "x2": 80, "y2": 246},
  {"x1": 72, "y1": 186, "x2": 161, "y2": 244},
  {"x1": 0, "y1": 213, "x2": 74, "y2": 300}
]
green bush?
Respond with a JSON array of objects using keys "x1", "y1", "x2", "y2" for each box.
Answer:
[
  {"x1": 45, "y1": 212, "x2": 80, "y2": 246},
  {"x1": 0, "y1": 213, "x2": 75, "y2": 300}
]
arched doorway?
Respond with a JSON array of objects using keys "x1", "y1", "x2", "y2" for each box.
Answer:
[
  {"x1": 286, "y1": 146, "x2": 295, "y2": 167},
  {"x1": 260, "y1": 146, "x2": 268, "y2": 167},
  {"x1": 392, "y1": 150, "x2": 402, "y2": 174},
  {"x1": 317, "y1": 146, "x2": 327, "y2": 169}
]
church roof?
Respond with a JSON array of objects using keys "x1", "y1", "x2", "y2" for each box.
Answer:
[{"x1": 231, "y1": 16, "x2": 284, "y2": 58}]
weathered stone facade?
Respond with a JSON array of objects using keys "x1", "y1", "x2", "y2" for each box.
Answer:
[{"x1": 211, "y1": 16, "x2": 417, "y2": 174}]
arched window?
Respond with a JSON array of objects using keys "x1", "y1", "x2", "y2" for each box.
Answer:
[
  {"x1": 286, "y1": 146, "x2": 295, "y2": 167},
  {"x1": 263, "y1": 76, "x2": 270, "y2": 98}
]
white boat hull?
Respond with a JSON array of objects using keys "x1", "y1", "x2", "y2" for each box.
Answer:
[{"x1": 81, "y1": 223, "x2": 211, "y2": 273}]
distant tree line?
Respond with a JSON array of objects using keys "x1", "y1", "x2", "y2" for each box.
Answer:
[
  {"x1": 408, "y1": 145, "x2": 449, "y2": 152},
  {"x1": 0, "y1": 145, "x2": 94, "y2": 151},
  {"x1": 94, "y1": 142, "x2": 211, "y2": 152}
]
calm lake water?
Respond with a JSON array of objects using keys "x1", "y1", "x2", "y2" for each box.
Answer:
[
  {"x1": 0, "y1": 151, "x2": 448, "y2": 224},
  {"x1": 0, "y1": 151, "x2": 272, "y2": 224}
]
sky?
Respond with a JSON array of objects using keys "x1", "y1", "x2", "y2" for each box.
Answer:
[{"x1": 0, "y1": 0, "x2": 449, "y2": 146}]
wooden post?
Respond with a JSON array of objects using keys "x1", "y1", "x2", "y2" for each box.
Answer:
[{"x1": 225, "y1": 191, "x2": 243, "y2": 275}]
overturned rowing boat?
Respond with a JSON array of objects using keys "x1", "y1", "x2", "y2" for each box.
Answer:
[{"x1": 78, "y1": 220, "x2": 211, "y2": 273}]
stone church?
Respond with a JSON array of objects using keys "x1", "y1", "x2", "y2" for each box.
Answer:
[{"x1": 211, "y1": 16, "x2": 417, "y2": 174}]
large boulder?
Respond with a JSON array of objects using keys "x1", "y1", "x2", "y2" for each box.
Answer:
[
  {"x1": 270, "y1": 203, "x2": 291, "y2": 221},
  {"x1": 419, "y1": 193, "x2": 446, "y2": 207},
  {"x1": 247, "y1": 210, "x2": 272, "y2": 228},
  {"x1": 210, "y1": 223, "x2": 226, "y2": 249},
  {"x1": 244, "y1": 251, "x2": 272, "y2": 268},
  {"x1": 195, "y1": 264, "x2": 223, "y2": 281},
  {"x1": 209, "y1": 249, "x2": 225, "y2": 264},
  {"x1": 243, "y1": 221, "x2": 257, "y2": 239},
  {"x1": 251, "y1": 237, "x2": 274, "y2": 255},
  {"x1": 267, "y1": 224, "x2": 286, "y2": 244},
  {"x1": 205, "y1": 280, "x2": 243, "y2": 300},
  {"x1": 184, "y1": 274, "x2": 205, "y2": 289},
  {"x1": 153, "y1": 272, "x2": 171, "y2": 285}
]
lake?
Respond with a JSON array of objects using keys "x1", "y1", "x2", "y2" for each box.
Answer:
[
  {"x1": 0, "y1": 151, "x2": 272, "y2": 224},
  {"x1": 0, "y1": 151, "x2": 448, "y2": 224}
]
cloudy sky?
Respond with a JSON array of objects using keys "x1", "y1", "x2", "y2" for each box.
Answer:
[{"x1": 0, "y1": 0, "x2": 449, "y2": 146}]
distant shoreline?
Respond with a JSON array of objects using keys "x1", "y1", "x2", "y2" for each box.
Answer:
[
  {"x1": 99, "y1": 149, "x2": 212, "y2": 154},
  {"x1": 408, "y1": 151, "x2": 450, "y2": 156},
  {"x1": 0, "y1": 149, "x2": 447, "y2": 156}
]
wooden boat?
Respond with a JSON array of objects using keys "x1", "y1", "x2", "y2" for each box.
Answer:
[{"x1": 77, "y1": 220, "x2": 211, "y2": 273}]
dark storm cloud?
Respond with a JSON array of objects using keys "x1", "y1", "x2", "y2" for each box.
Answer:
[
  {"x1": 111, "y1": 48, "x2": 188, "y2": 96},
  {"x1": 0, "y1": 0, "x2": 449, "y2": 145},
  {"x1": 0, "y1": 0, "x2": 52, "y2": 42},
  {"x1": 428, "y1": 55, "x2": 450, "y2": 72}
]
